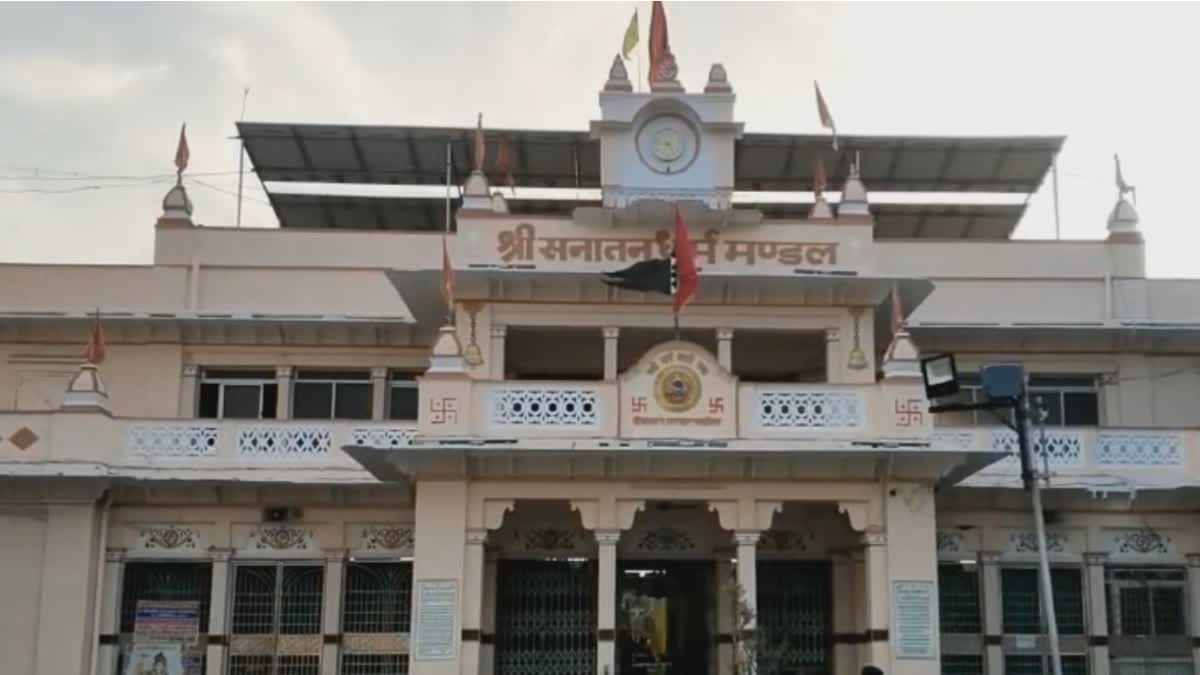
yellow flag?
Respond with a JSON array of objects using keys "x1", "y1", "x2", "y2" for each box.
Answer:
[{"x1": 622, "y1": 8, "x2": 639, "y2": 60}]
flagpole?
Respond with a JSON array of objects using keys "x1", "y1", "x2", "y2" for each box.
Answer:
[
  {"x1": 236, "y1": 86, "x2": 250, "y2": 229},
  {"x1": 445, "y1": 141, "x2": 453, "y2": 325}
]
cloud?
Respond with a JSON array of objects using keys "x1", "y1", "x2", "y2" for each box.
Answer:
[{"x1": 0, "y1": 50, "x2": 168, "y2": 105}]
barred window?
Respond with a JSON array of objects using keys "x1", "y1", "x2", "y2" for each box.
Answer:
[
  {"x1": 1005, "y1": 654, "x2": 1087, "y2": 675},
  {"x1": 938, "y1": 562, "x2": 982, "y2": 634},
  {"x1": 342, "y1": 654, "x2": 410, "y2": 675},
  {"x1": 1107, "y1": 567, "x2": 1188, "y2": 637},
  {"x1": 117, "y1": 562, "x2": 212, "y2": 675},
  {"x1": 229, "y1": 564, "x2": 324, "y2": 675},
  {"x1": 942, "y1": 654, "x2": 984, "y2": 675},
  {"x1": 341, "y1": 562, "x2": 413, "y2": 675},
  {"x1": 1001, "y1": 567, "x2": 1085, "y2": 635}
]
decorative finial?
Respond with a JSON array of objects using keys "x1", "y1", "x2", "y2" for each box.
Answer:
[
  {"x1": 838, "y1": 151, "x2": 871, "y2": 220},
  {"x1": 473, "y1": 113, "x2": 485, "y2": 171},
  {"x1": 605, "y1": 54, "x2": 633, "y2": 92},
  {"x1": 704, "y1": 63, "x2": 732, "y2": 94},
  {"x1": 1108, "y1": 153, "x2": 1142, "y2": 242},
  {"x1": 158, "y1": 123, "x2": 195, "y2": 227},
  {"x1": 809, "y1": 157, "x2": 834, "y2": 220}
]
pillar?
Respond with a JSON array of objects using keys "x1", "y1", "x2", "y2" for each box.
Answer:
[
  {"x1": 862, "y1": 529, "x2": 889, "y2": 671},
  {"x1": 321, "y1": 550, "x2": 347, "y2": 675},
  {"x1": 371, "y1": 367, "x2": 388, "y2": 420},
  {"x1": 275, "y1": 366, "x2": 293, "y2": 419},
  {"x1": 596, "y1": 529, "x2": 620, "y2": 675},
  {"x1": 480, "y1": 551, "x2": 498, "y2": 675},
  {"x1": 831, "y1": 550, "x2": 858, "y2": 675},
  {"x1": 179, "y1": 365, "x2": 199, "y2": 417},
  {"x1": 603, "y1": 328, "x2": 620, "y2": 381},
  {"x1": 489, "y1": 325, "x2": 507, "y2": 380},
  {"x1": 206, "y1": 548, "x2": 233, "y2": 675},
  {"x1": 34, "y1": 502, "x2": 102, "y2": 675},
  {"x1": 1187, "y1": 554, "x2": 1200, "y2": 675},
  {"x1": 979, "y1": 552, "x2": 1003, "y2": 675},
  {"x1": 1084, "y1": 553, "x2": 1110, "y2": 675},
  {"x1": 717, "y1": 554, "x2": 735, "y2": 675},
  {"x1": 717, "y1": 328, "x2": 734, "y2": 372},
  {"x1": 410, "y1": 482, "x2": 468, "y2": 675},
  {"x1": 461, "y1": 530, "x2": 487, "y2": 675},
  {"x1": 96, "y1": 548, "x2": 125, "y2": 675},
  {"x1": 825, "y1": 328, "x2": 841, "y2": 384}
]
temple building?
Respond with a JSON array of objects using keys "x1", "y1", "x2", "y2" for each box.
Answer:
[{"x1": 3, "y1": 46, "x2": 1200, "y2": 675}]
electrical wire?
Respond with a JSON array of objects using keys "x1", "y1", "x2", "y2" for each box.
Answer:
[{"x1": 0, "y1": 167, "x2": 242, "y2": 181}]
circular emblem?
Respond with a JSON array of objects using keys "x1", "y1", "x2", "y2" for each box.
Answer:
[{"x1": 654, "y1": 364, "x2": 702, "y2": 413}]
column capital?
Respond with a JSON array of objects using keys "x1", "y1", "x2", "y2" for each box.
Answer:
[
  {"x1": 602, "y1": 327, "x2": 621, "y2": 339},
  {"x1": 861, "y1": 529, "x2": 886, "y2": 547},
  {"x1": 275, "y1": 365, "x2": 294, "y2": 379},
  {"x1": 595, "y1": 529, "x2": 622, "y2": 546},
  {"x1": 734, "y1": 530, "x2": 762, "y2": 546},
  {"x1": 978, "y1": 550, "x2": 1002, "y2": 565},
  {"x1": 1186, "y1": 553, "x2": 1200, "y2": 567},
  {"x1": 716, "y1": 327, "x2": 734, "y2": 341},
  {"x1": 105, "y1": 547, "x2": 127, "y2": 562},
  {"x1": 208, "y1": 547, "x2": 234, "y2": 562},
  {"x1": 181, "y1": 364, "x2": 199, "y2": 378},
  {"x1": 490, "y1": 324, "x2": 507, "y2": 339},
  {"x1": 370, "y1": 367, "x2": 389, "y2": 380},
  {"x1": 323, "y1": 548, "x2": 348, "y2": 562},
  {"x1": 1084, "y1": 552, "x2": 1109, "y2": 567},
  {"x1": 825, "y1": 327, "x2": 840, "y2": 343},
  {"x1": 466, "y1": 528, "x2": 490, "y2": 546}
]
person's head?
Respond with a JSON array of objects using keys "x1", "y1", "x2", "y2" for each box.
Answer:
[
  {"x1": 862, "y1": 666, "x2": 884, "y2": 675},
  {"x1": 152, "y1": 653, "x2": 168, "y2": 674}
]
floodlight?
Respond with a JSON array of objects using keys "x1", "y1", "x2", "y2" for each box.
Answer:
[{"x1": 920, "y1": 353, "x2": 960, "y2": 400}]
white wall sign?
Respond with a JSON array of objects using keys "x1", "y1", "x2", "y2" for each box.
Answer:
[
  {"x1": 893, "y1": 580, "x2": 936, "y2": 660},
  {"x1": 412, "y1": 579, "x2": 459, "y2": 661}
]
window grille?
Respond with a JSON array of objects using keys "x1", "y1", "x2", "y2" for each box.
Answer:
[
  {"x1": 1001, "y1": 567, "x2": 1085, "y2": 635},
  {"x1": 1005, "y1": 654, "x2": 1087, "y2": 675},
  {"x1": 949, "y1": 374, "x2": 1099, "y2": 427},
  {"x1": 198, "y1": 369, "x2": 278, "y2": 419},
  {"x1": 117, "y1": 562, "x2": 213, "y2": 675},
  {"x1": 942, "y1": 654, "x2": 984, "y2": 675},
  {"x1": 938, "y1": 563, "x2": 982, "y2": 634},
  {"x1": 340, "y1": 562, "x2": 413, "y2": 675},
  {"x1": 341, "y1": 654, "x2": 409, "y2": 675},
  {"x1": 292, "y1": 370, "x2": 372, "y2": 420},
  {"x1": 229, "y1": 564, "x2": 324, "y2": 675},
  {"x1": 1107, "y1": 568, "x2": 1187, "y2": 637},
  {"x1": 387, "y1": 373, "x2": 420, "y2": 421}
]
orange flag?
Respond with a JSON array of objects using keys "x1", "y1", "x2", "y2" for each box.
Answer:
[
  {"x1": 472, "y1": 113, "x2": 486, "y2": 171},
  {"x1": 441, "y1": 236, "x2": 456, "y2": 310},
  {"x1": 84, "y1": 310, "x2": 107, "y2": 365},
  {"x1": 494, "y1": 137, "x2": 515, "y2": 193},
  {"x1": 174, "y1": 123, "x2": 190, "y2": 177},
  {"x1": 891, "y1": 283, "x2": 905, "y2": 336},
  {"x1": 648, "y1": 1, "x2": 676, "y2": 84},
  {"x1": 671, "y1": 204, "x2": 699, "y2": 313},
  {"x1": 814, "y1": 81, "x2": 838, "y2": 151},
  {"x1": 813, "y1": 157, "x2": 828, "y2": 196}
]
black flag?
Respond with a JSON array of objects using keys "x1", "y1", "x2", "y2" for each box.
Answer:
[{"x1": 601, "y1": 257, "x2": 673, "y2": 295}]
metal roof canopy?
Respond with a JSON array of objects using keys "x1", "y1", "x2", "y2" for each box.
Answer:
[
  {"x1": 238, "y1": 122, "x2": 1065, "y2": 194},
  {"x1": 266, "y1": 193, "x2": 1027, "y2": 239}
]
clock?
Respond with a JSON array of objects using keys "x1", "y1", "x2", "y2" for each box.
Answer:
[{"x1": 635, "y1": 114, "x2": 699, "y2": 175}]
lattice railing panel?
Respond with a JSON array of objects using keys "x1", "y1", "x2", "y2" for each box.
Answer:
[
  {"x1": 237, "y1": 425, "x2": 331, "y2": 461},
  {"x1": 755, "y1": 389, "x2": 866, "y2": 431},
  {"x1": 1097, "y1": 431, "x2": 1185, "y2": 467},
  {"x1": 994, "y1": 428, "x2": 1085, "y2": 467},
  {"x1": 489, "y1": 388, "x2": 599, "y2": 429},
  {"x1": 128, "y1": 424, "x2": 220, "y2": 459},
  {"x1": 350, "y1": 426, "x2": 416, "y2": 449}
]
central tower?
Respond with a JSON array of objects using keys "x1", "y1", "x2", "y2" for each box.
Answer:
[{"x1": 590, "y1": 56, "x2": 744, "y2": 211}]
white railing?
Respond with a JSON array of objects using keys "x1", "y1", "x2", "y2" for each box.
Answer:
[
  {"x1": 126, "y1": 421, "x2": 416, "y2": 465},
  {"x1": 752, "y1": 387, "x2": 867, "y2": 432},
  {"x1": 935, "y1": 426, "x2": 1192, "y2": 472},
  {"x1": 482, "y1": 382, "x2": 615, "y2": 435}
]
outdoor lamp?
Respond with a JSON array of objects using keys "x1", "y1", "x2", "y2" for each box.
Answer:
[{"x1": 920, "y1": 353, "x2": 959, "y2": 400}]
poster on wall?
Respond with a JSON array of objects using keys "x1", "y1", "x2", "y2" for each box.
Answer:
[
  {"x1": 412, "y1": 579, "x2": 460, "y2": 661},
  {"x1": 131, "y1": 601, "x2": 202, "y2": 675},
  {"x1": 892, "y1": 580, "x2": 937, "y2": 660},
  {"x1": 123, "y1": 643, "x2": 186, "y2": 675}
]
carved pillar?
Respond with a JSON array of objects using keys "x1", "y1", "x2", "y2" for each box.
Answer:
[
  {"x1": 716, "y1": 328, "x2": 734, "y2": 372},
  {"x1": 1082, "y1": 553, "x2": 1110, "y2": 675},
  {"x1": 179, "y1": 365, "x2": 199, "y2": 417},
  {"x1": 603, "y1": 327, "x2": 621, "y2": 381},
  {"x1": 461, "y1": 529, "x2": 488, "y2": 675},
  {"x1": 320, "y1": 550, "x2": 347, "y2": 675},
  {"x1": 206, "y1": 548, "x2": 234, "y2": 675},
  {"x1": 1187, "y1": 554, "x2": 1200, "y2": 675},
  {"x1": 596, "y1": 529, "x2": 621, "y2": 675},
  {"x1": 979, "y1": 551, "x2": 1003, "y2": 675},
  {"x1": 481, "y1": 550, "x2": 498, "y2": 675},
  {"x1": 831, "y1": 550, "x2": 858, "y2": 675},
  {"x1": 275, "y1": 366, "x2": 294, "y2": 419},
  {"x1": 825, "y1": 328, "x2": 842, "y2": 384},
  {"x1": 371, "y1": 367, "x2": 388, "y2": 420},
  {"x1": 489, "y1": 325, "x2": 507, "y2": 380},
  {"x1": 734, "y1": 531, "x2": 760, "y2": 629},
  {"x1": 96, "y1": 548, "x2": 125, "y2": 675},
  {"x1": 862, "y1": 529, "x2": 888, "y2": 670}
]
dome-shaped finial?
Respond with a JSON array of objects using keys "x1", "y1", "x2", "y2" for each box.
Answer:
[
  {"x1": 158, "y1": 123, "x2": 195, "y2": 227},
  {"x1": 838, "y1": 151, "x2": 871, "y2": 220},
  {"x1": 704, "y1": 63, "x2": 732, "y2": 94},
  {"x1": 605, "y1": 54, "x2": 633, "y2": 92},
  {"x1": 1108, "y1": 153, "x2": 1142, "y2": 242}
]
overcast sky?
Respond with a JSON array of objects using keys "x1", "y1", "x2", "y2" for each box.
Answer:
[{"x1": 1, "y1": 2, "x2": 1196, "y2": 276}]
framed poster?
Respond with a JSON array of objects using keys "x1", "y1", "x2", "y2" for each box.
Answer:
[
  {"x1": 892, "y1": 580, "x2": 936, "y2": 660},
  {"x1": 412, "y1": 579, "x2": 459, "y2": 661},
  {"x1": 123, "y1": 643, "x2": 185, "y2": 675}
]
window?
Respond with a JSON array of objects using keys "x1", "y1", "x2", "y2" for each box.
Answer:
[
  {"x1": 951, "y1": 374, "x2": 1100, "y2": 427},
  {"x1": 117, "y1": 562, "x2": 212, "y2": 674},
  {"x1": 388, "y1": 373, "x2": 420, "y2": 421},
  {"x1": 942, "y1": 655, "x2": 984, "y2": 675},
  {"x1": 1001, "y1": 567, "x2": 1085, "y2": 635},
  {"x1": 1107, "y1": 568, "x2": 1187, "y2": 637},
  {"x1": 198, "y1": 369, "x2": 277, "y2": 419},
  {"x1": 1005, "y1": 654, "x2": 1087, "y2": 675},
  {"x1": 292, "y1": 370, "x2": 372, "y2": 420},
  {"x1": 938, "y1": 562, "x2": 982, "y2": 634},
  {"x1": 229, "y1": 564, "x2": 323, "y2": 675},
  {"x1": 340, "y1": 562, "x2": 413, "y2": 675}
]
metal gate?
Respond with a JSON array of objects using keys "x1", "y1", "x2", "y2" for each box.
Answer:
[
  {"x1": 228, "y1": 563, "x2": 324, "y2": 675},
  {"x1": 756, "y1": 561, "x2": 832, "y2": 675},
  {"x1": 494, "y1": 560, "x2": 597, "y2": 675}
]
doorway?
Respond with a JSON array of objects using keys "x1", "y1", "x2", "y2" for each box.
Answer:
[{"x1": 618, "y1": 561, "x2": 715, "y2": 675}]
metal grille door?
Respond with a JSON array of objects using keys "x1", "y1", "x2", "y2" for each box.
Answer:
[
  {"x1": 495, "y1": 560, "x2": 597, "y2": 675},
  {"x1": 229, "y1": 564, "x2": 324, "y2": 675},
  {"x1": 756, "y1": 561, "x2": 832, "y2": 675}
]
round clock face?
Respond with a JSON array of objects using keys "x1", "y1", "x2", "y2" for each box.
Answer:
[
  {"x1": 636, "y1": 114, "x2": 699, "y2": 175},
  {"x1": 653, "y1": 128, "x2": 683, "y2": 162}
]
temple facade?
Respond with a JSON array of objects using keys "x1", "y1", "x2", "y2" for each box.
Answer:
[{"x1": 2, "y1": 52, "x2": 1199, "y2": 675}]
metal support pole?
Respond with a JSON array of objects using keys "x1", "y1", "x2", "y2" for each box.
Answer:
[{"x1": 1016, "y1": 397, "x2": 1064, "y2": 675}]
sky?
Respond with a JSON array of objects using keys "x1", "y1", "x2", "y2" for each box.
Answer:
[{"x1": 0, "y1": 1, "x2": 1197, "y2": 277}]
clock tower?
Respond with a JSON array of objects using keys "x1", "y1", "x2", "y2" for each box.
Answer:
[{"x1": 590, "y1": 55, "x2": 744, "y2": 211}]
